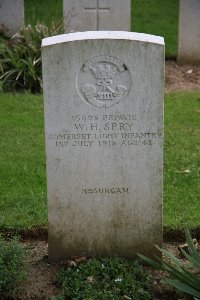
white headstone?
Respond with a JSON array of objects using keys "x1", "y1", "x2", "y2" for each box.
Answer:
[
  {"x1": 63, "y1": 0, "x2": 131, "y2": 32},
  {"x1": 42, "y1": 31, "x2": 164, "y2": 262},
  {"x1": 178, "y1": 0, "x2": 200, "y2": 63},
  {"x1": 0, "y1": 0, "x2": 24, "y2": 37}
]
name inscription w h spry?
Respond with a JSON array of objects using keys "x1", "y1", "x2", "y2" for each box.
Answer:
[{"x1": 48, "y1": 113, "x2": 161, "y2": 148}]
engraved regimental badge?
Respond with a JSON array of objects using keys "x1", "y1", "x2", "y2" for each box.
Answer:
[{"x1": 77, "y1": 56, "x2": 131, "y2": 108}]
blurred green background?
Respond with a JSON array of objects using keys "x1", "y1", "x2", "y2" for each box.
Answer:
[{"x1": 24, "y1": 0, "x2": 179, "y2": 58}]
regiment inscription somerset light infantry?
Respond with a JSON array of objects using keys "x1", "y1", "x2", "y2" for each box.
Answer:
[
  {"x1": 42, "y1": 31, "x2": 164, "y2": 262},
  {"x1": 77, "y1": 55, "x2": 131, "y2": 108}
]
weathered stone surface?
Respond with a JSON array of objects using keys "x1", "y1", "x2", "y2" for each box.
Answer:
[
  {"x1": 42, "y1": 31, "x2": 164, "y2": 262},
  {"x1": 63, "y1": 0, "x2": 131, "y2": 32},
  {"x1": 0, "y1": 0, "x2": 24, "y2": 37},
  {"x1": 178, "y1": 0, "x2": 200, "y2": 64}
]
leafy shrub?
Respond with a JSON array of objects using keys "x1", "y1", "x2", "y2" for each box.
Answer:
[
  {"x1": 0, "y1": 235, "x2": 28, "y2": 298},
  {"x1": 138, "y1": 229, "x2": 200, "y2": 299},
  {"x1": 0, "y1": 22, "x2": 63, "y2": 93},
  {"x1": 54, "y1": 257, "x2": 152, "y2": 300}
]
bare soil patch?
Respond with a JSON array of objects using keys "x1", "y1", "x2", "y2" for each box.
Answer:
[
  {"x1": 165, "y1": 60, "x2": 200, "y2": 92},
  {"x1": 17, "y1": 241, "x2": 59, "y2": 299}
]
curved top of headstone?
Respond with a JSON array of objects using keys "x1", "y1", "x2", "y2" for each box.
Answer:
[{"x1": 42, "y1": 31, "x2": 164, "y2": 48}]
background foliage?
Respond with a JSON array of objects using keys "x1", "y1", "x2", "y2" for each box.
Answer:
[
  {"x1": 0, "y1": 22, "x2": 63, "y2": 93},
  {"x1": 0, "y1": 0, "x2": 179, "y2": 93},
  {"x1": 24, "y1": 0, "x2": 178, "y2": 57}
]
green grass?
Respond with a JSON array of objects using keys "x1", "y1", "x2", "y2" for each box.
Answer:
[
  {"x1": 24, "y1": 0, "x2": 62, "y2": 27},
  {"x1": 24, "y1": 0, "x2": 178, "y2": 58},
  {"x1": 0, "y1": 93, "x2": 46, "y2": 228},
  {"x1": 164, "y1": 92, "x2": 200, "y2": 228},
  {"x1": 24, "y1": 0, "x2": 63, "y2": 25},
  {"x1": 132, "y1": 0, "x2": 179, "y2": 58},
  {"x1": 0, "y1": 92, "x2": 199, "y2": 229}
]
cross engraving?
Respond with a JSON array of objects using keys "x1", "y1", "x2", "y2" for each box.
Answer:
[{"x1": 84, "y1": 0, "x2": 111, "y2": 30}]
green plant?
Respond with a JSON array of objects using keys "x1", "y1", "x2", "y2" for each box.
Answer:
[
  {"x1": 54, "y1": 257, "x2": 152, "y2": 300},
  {"x1": 0, "y1": 22, "x2": 63, "y2": 93},
  {"x1": 138, "y1": 229, "x2": 200, "y2": 299},
  {"x1": 0, "y1": 235, "x2": 28, "y2": 298}
]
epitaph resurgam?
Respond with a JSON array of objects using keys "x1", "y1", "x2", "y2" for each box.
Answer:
[{"x1": 42, "y1": 31, "x2": 164, "y2": 262}]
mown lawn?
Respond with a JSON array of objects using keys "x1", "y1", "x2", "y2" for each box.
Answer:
[
  {"x1": 0, "y1": 92, "x2": 199, "y2": 229},
  {"x1": 164, "y1": 92, "x2": 200, "y2": 228},
  {"x1": 132, "y1": 0, "x2": 178, "y2": 58},
  {"x1": 0, "y1": 93, "x2": 46, "y2": 228},
  {"x1": 24, "y1": 0, "x2": 178, "y2": 58},
  {"x1": 24, "y1": 0, "x2": 62, "y2": 27}
]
